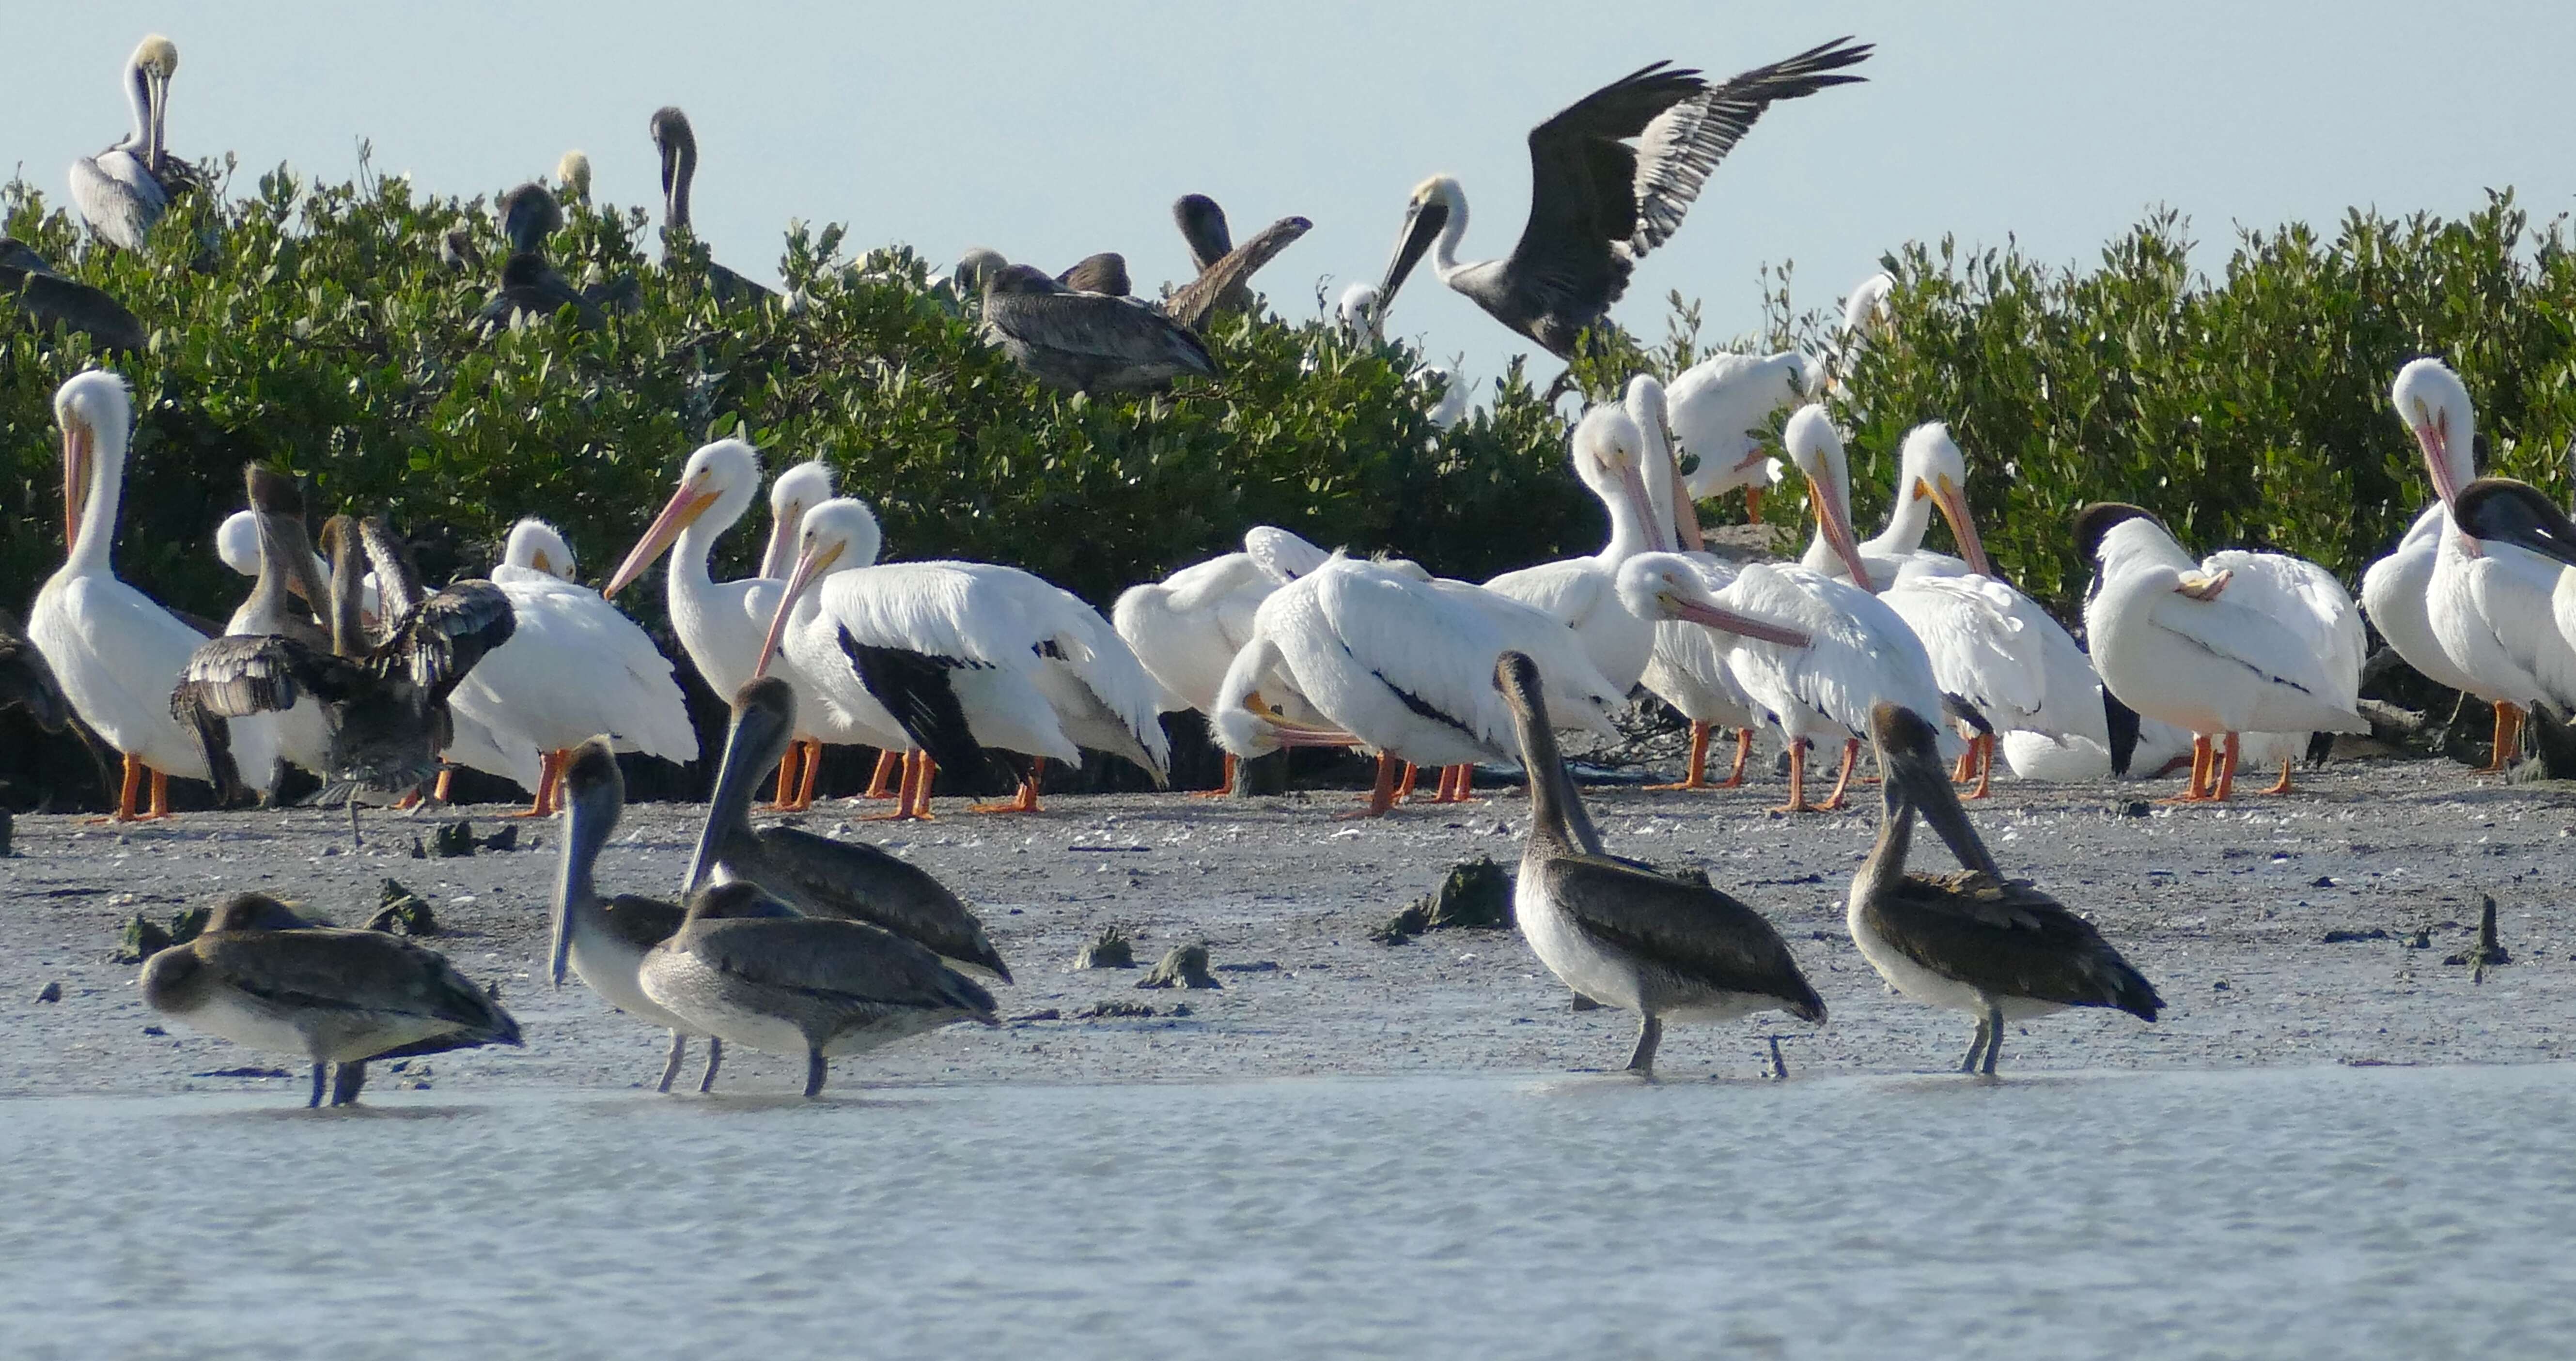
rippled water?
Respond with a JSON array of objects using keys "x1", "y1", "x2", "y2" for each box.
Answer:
[{"x1": 4, "y1": 1065, "x2": 2570, "y2": 1357}]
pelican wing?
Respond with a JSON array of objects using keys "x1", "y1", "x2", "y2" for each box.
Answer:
[
  {"x1": 2145, "y1": 587, "x2": 2351, "y2": 707},
  {"x1": 1626, "y1": 37, "x2": 1873, "y2": 255},
  {"x1": 196, "y1": 928, "x2": 523, "y2": 1042},
  {"x1": 1164, "y1": 216, "x2": 1311, "y2": 330},
  {"x1": 1866, "y1": 871, "x2": 2163, "y2": 1019},
  {"x1": 683, "y1": 917, "x2": 997, "y2": 1018},
  {"x1": 382, "y1": 582, "x2": 516, "y2": 702},
  {"x1": 1309, "y1": 565, "x2": 1516, "y2": 752},
  {"x1": 987, "y1": 290, "x2": 1218, "y2": 377},
  {"x1": 173, "y1": 634, "x2": 326, "y2": 718},
  {"x1": 68, "y1": 152, "x2": 167, "y2": 253},
  {"x1": 1546, "y1": 854, "x2": 1824, "y2": 1019},
  {"x1": 1882, "y1": 575, "x2": 2048, "y2": 722},
  {"x1": 2202, "y1": 550, "x2": 2365, "y2": 707}
]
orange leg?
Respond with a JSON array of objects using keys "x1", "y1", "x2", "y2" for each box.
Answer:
[
  {"x1": 972, "y1": 758, "x2": 1047, "y2": 814},
  {"x1": 861, "y1": 747, "x2": 902, "y2": 800},
  {"x1": 1647, "y1": 721, "x2": 1715, "y2": 791},
  {"x1": 139, "y1": 768, "x2": 172, "y2": 820},
  {"x1": 1393, "y1": 763, "x2": 1421, "y2": 801},
  {"x1": 905, "y1": 752, "x2": 941, "y2": 820},
  {"x1": 510, "y1": 750, "x2": 566, "y2": 818},
  {"x1": 1338, "y1": 752, "x2": 1402, "y2": 819},
  {"x1": 1743, "y1": 486, "x2": 1764, "y2": 525},
  {"x1": 1817, "y1": 738, "x2": 1861, "y2": 811},
  {"x1": 91, "y1": 753, "x2": 145, "y2": 824},
  {"x1": 1770, "y1": 739, "x2": 1812, "y2": 814},
  {"x1": 2476, "y1": 703, "x2": 2523, "y2": 774},
  {"x1": 791, "y1": 739, "x2": 824, "y2": 810},
  {"x1": 1191, "y1": 752, "x2": 1240, "y2": 798},
  {"x1": 2209, "y1": 732, "x2": 2241, "y2": 802},
  {"x1": 1965, "y1": 734, "x2": 1997, "y2": 801},
  {"x1": 434, "y1": 768, "x2": 455, "y2": 804},
  {"x1": 1717, "y1": 727, "x2": 1752, "y2": 787},
  {"x1": 859, "y1": 750, "x2": 922, "y2": 821},
  {"x1": 1952, "y1": 744, "x2": 1977, "y2": 784},
  {"x1": 2259, "y1": 754, "x2": 2296, "y2": 796},
  {"x1": 1430, "y1": 763, "x2": 1480, "y2": 804},
  {"x1": 764, "y1": 739, "x2": 803, "y2": 811},
  {"x1": 2160, "y1": 735, "x2": 2216, "y2": 804}
]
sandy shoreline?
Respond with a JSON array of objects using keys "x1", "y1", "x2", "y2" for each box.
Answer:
[{"x1": 2, "y1": 756, "x2": 2570, "y2": 1101}]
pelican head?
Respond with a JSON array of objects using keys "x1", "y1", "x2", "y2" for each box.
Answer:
[
  {"x1": 984, "y1": 263, "x2": 1062, "y2": 298},
  {"x1": 1868, "y1": 700, "x2": 1991, "y2": 865},
  {"x1": 129, "y1": 35, "x2": 179, "y2": 164},
  {"x1": 1613, "y1": 554, "x2": 1815, "y2": 648},
  {"x1": 206, "y1": 891, "x2": 313, "y2": 934},
  {"x1": 1783, "y1": 403, "x2": 1871, "y2": 586},
  {"x1": 2392, "y1": 357, "x2": 2475, "y2": 510},
  {"x1": 551, "y1": 738, "x2": 624, "y2": 988},
  {"x1": 649, "y1": 106, "x2": 697, "y2": 227},
  {"x1": 55, "y1": 369, "x2": 132, "y2": 561},
  {"x1": 754, "y1": 497, "x2": 883, "y2": 678},
  {"x1": 503, "y1": 516, "x2": 578, "y2": 581},
  {"x1": 1571, "y1": 401, "x2": 1656, "y2": 556},
  {"x1": 1374, "y1": 176, "x2": 1465, "y2": 323},
  {"x1": 555, "y1": 150, "x2": 592, "y2": 204},
  {"x1": 952, "y1": 247, "x2": 1009, "y2": 294},
  {"x1": 760, "y1": 460, "x2": 837, "y2": 581},
  {"x1": 2452, "y1": 478, "x2": 2576, "y2": 569},
  {"x1": 1492, "y1": 649, "x2": 1547, "y2": 718},
  {"x1": 2071, "y1": 502, "x2": 2168, "y2": 568},
  {"x1": 133, "y1": 34, "x2": 179, "y2": 78},
  {"x1": 682, "y1": 676, "x2": 797, "y2": 893},
  {"x1": 1841, "y1": 272, "x2": 1894, "y2": 345},
  {"x1": 498, "y1": 183, "x2": 563, "y2": 256},
  {"x1": 603, "y1": 438, "x2": 763, "y2": 598},
  {"x1": 1335, "y1": 282, "x2": 1381, "y2": 338},
  {"x1": 1897, "y1": 422, "x2": 1991, "y2": 576},
  {"x1": 1173, "y1": 193, "x2": 1232, "y2": 269}
]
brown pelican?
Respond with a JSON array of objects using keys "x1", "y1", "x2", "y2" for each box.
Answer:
[
  {"x1": 1498, "y1": 650, "x2": 1825, "y2": 1074},
  {"x1": 0, "y1": 238, "x2": 147, "y2": 351},
  {"x1": 685, "y1": 677, "x2": 1013, "y2": 981},
  {"x1": 174, "y1": 513, "x2": 516, "y2": 840},
  {"x1": 553, "y1": 737, "x2": 746, "y2": 1093},
  {"x1": 1057, "y1": 252, "x2": 1131, "y2": 296},
  {"x1": 980, "y1": 264, "x2": 1220, "y2": 395},
  {"x1": 141, "y1": 892, "x2": 523, "y2": 1106},
  {"x1": 478, "y1": 183, "x2": 618, "y2": 333},
  {"x1": 69, "y1": 35, "x2": 198, "y2": 252},
  {"x1": 1374, "y1": 37, "x2": 1871, "y2": 356},
  {"x1": 1162, "y1": 196, "x2": 1312, "y2": 330},
  {"x1": 192, "y1": 465, "x2": 335, "y2": 789},
  {"x1": 649, "y1": 106, "x2": 773, "y2": 305},
  {"x1": 638, "y1": 881, "x2": 999, "y2": 1097},
  {"x1": 1849, "y1": 703, "x2": 2162, "y2": 1073},
  {"x1": 0, "y1": 605, "x2": 70, "y2": 733}
]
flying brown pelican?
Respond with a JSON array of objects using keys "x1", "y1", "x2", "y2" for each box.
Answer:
[
  {"x1": 979, "y1": 264, "x2": 1220, "y2": 395},
  {"x1": 649, "y1": 106, "x2": 773, "y2": 305},
  {"x1": 638, "y1": 881, "x2": 999, "y2": 1098},
  {"x1": 1374, "y1": 37, "x2": 1871, "y2": 356},
  {"x1": 685, "y1": 678, "x2": 1013, "y2": 981},
  {"x1": 69, "y1": 35, "x2": 200, "y2": 252},
  {"x1": 174, "y1": 513, "x2": 516, "y2": 841},
  {"x1": 553, "y1": 737, "x2": 739, "y2": 1093},
  {"x1": 1849, "y1": 703, "x2": 2163, "y2": 1074},
  {"x1": 0, "y1": 606, "x2": 70, "y2": 734},
  {"x1": 1162, "y1": 200, "x2": 1312, "y2": 332},
  {"x1": 0, "y1": 238, "x2": 147, "y2": 351},
  {"x1": 1498, "y1": 650, "x2": 1825, "y2": 1075},
  {"x1": 141, "y1": 892, "x2": 523, "y2": 1107}
]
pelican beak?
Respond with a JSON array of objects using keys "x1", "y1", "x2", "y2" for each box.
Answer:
[
  {"x1": 754, "y1": 537, "x2": 843, "y2": 678},
  {"x1": 1930, "y1": 473, "x2": 1993, "y2": 577},
  {"x1": 1806, "y1": 471, "x2": 1873, "y2": 589},
  {"x1": 146, "y1": 67, "x2": 171, "y2": 169},
  {"x1": 1670, "y1": 460, "x2": 1704, "y2": 553},
  {"x1": 1877, "y1": 711, "x2": 2000, "y2": 875},
  {"x1": 547, "y1": 886, "x2": 574, "y2": 989},
  {"x1": 1374, "y1": 196, "x2": 1448, "y2": 327},
  {"x1": 2414, "y1": 403, "x2": 2465, "y2": 510},
  {"x1": 604, "y1": 477, "x2": 721, "y2": 598},
  {"x1": 1615, "y1": 456, "x2": 1657, "y2": 554},
  {"x1": 684, "y1": 696, "x2": 784, "y2": 894},
  {"x1": 61, "y1": 417, "x2": 91, "y2": 556},
  {"x1": 1241, "y1": 691, "x2": 1358, "y2": 748},
  {"x1": 1661, "y1": 592, "x2": 1813, "y2": 649},
  {"x1": 2173, "y1": 569, "x2": 2232, "y2": 602},
  {"x1": 759, "y1": 501, "x2": 803, "y2": 582}
]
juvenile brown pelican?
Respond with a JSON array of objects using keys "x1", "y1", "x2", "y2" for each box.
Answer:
[
  {"x1": 553, "y1": 738, "x2": 732, "y2": 1093},
  {"x1": 0, "y1": 238, "x2": 148, "y2": 351},
  {"x1": 478, "y1": 183, "x2": 617, "y2": 333},
  {"x1": 685, "y1": 677, "x2": 1013, "y2": 981},
  {"x1": 639, "y1": 881, "x2": 999, "y2": 1098},
  {"x1": 980, "y1": 264, "x2": 1220, "y2": 395},
  {"x1": 1057, "y1": 252, "x2": 1131, "y2": 296},
  {"x1": 649, "y1": 106, "x2": 773, "y2": 305},
  {"x1": 1499, "y1": 650, "x2": 1825, "y2": 1073},
  {"x1": 69, "y1": 35, "x2": 197, "y2": 252},
  {"x1": 1850, "y1": 703, "x2": 2162, "y2": 1074},
  {"x1": 196, "y1": 465, "x2": 334, "y2": 789},
  {"x1": 1163, "y1": 203, "x2": 1312, "y2": 332},
  {"x1": 1374, "y1": 37, "x2": 1871, "y2": 355},
  {"x1": 0, "y1": 605, "x2": 70, "y2": 733},
  {"x1": 141, "y1": 892, "x2": 523, "y2": 1106}
]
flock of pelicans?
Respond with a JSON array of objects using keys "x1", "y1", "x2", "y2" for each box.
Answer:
[{"x1": 12, "y1": 32, "x2": 2573, "y2": 1104}]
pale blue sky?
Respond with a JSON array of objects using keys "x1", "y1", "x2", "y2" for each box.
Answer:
[{"x1": 12, "y1": 2, "x2": 2574, "y2": 389}]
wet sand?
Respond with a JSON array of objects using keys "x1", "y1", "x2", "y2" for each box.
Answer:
[{"x1": 3, "y1": 758, "x2": 2571, "y2": 1100}]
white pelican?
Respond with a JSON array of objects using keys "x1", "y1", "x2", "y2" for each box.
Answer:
[
  {"x1": 2387, "y1": 358, "x2": 2541, "y2": 771},
  {"x1": 2426, "y1": 476, "x2": 2576, "y2": 731},
  {"x1": 1800, "y1": 419, "x2": 1984, "y2": 588},
  {"x1": 1373, "y1": 39, "x2": 1871, "y2": 356},
  {"x1": 750, "y1": 458, "x2": 883, "y2": 808},
  {"x1": 444, "y1": 515, "x2": 698, "y2": 816},
  {"x1": 1630, "y1": 384, "x2": 1765, "y2": 790},
  {"x1": 2446, "y1": 479, "x2": 2576, "y2": 708},
  {"x1": 761, "y1": 499, "x2": 1169, "y2": 818},
  {"x1": 1665, "y1": 350, "x2": 1810, "y2": 521},
  {"x1": 1486, "y1": 384, "x2": 1666, "y2": 690},
  {"x1": 1112, "y1": 526, "x2": 1331, "y2": 796},
  {"x1": 31, "y1": 371, "x2": 276, "y2": 819},
  {"x1": 2077, "y1": 504, "x2": 2369, "y2": 801},
  {"x1": 69, "y1": 35, "x2": 187, "y2": 252}
]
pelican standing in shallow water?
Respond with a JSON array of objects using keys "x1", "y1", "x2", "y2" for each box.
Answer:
[
  {"x1": 142, "y1": 893, "x2": 522, "y2": 1106},
  {"x1": 685, "y1": 678, "x2": 1012, "y2": 981},
  {"x1": 1373, "y1": 38, "x2": 1870, "y2": 356},
  {"x1": 32, "y1": 371, "x2": 279, "y2": 820},
  {"x1": 1498, "y1": 651, "x2": 1825, "y2": 1075},
  {"x1": 553, "y1": 738, "x2": 730, "y2": 1093},
  {"x1": 639, "y1": 881, "x2": 999, "y2": 1098},
  {"x1": 1848, "y1": 704, "x2": 2163, "y2": 1074},
  {"x1": 69, "y1": 35, "x2": 191, "y2": 252}
]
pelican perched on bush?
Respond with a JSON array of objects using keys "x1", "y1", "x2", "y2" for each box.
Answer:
[
  {"x1": 2077, "y1": 504, "x2": 2368, "y2": 802},
  {"x1": 1373, "y1": 37, "x2": 1870, "y2": 355},
  {"x1": 1161, "y1": 196, "x2": 1313, "y2": 331},
  {"x1": 649, "y1": 106, "x2": 771, "y2": 304},
  {"x1": 980, "y1": 264, "x2": 1219, "y2": 395},
  {"x1": 70, "y1": 35, "x2": 195, "y2": 252}
]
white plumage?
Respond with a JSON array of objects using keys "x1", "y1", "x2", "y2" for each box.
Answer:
[{"x1": 1483, "y1": 380, "x2": 1666, "y2": 695}]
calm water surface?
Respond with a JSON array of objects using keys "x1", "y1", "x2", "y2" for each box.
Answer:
[{"x1": 3, "y1": 1065, "x2": 2571, "y2": 1358}]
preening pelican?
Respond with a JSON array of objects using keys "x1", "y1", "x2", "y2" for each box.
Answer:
[
  {"x1": 2077, "y1": 504, "x2": 2369, "y2": 802},
  {"x1": 69, "y1": 35, "x2": 191, "y2": 252},
  {"x1": 444, "y1": 516, "x2": 698, "y2": 816},
  {"x1": 1373, "y1": 38, "x2": 1871, "y2": 356},
  {"x1": 638, "y1": 880, "x2": 998, "y2": 1098},
  {"x1": 761, "y1": 499, "x2": 1169, "y2": 818},
  {"x1": 555, "y1": 149, "x2": 592, "y2": 204},
  {"x1": 142, "y1": 892, "x2": 522, "y2": 1107},
  {"x1": 649, "y1": 106, "x2": 773, "y2": 304},
  {"x1": 1629, "y1": 376, "x2": 1765, "y2": 790},
  {"x1": 1795, "y1": 416, "x2": 1983, "y2": 588},
  {"x1": 1162, "y1": 196, "x2": 1312, "y2": 331},
  {"x1": 1112, "y1": 525, "x2": 1331, "y2": 795},
  {"x1": 1499, "y1": 651, "x2": 1824, "y2": 1075},
  {"x1": 202, "y1": 466, "x2": 335, "y2": 783},
  {"x1": 0, "y1": 237, "x2": 148, "y2": 351},
  {"x1": 1485, "y1": 384, "x2": 1666, "y2": 693},
  {"x1": 1666, "y1": 350, "x2": 1811, "y2": 521},
  {"x1": 1848, "y1": 704, "x2": 2161, "y2": 1075},
  {"x1": 980, "y1": 264, "x2": 1220, "y2": 395},
  {"x1": 2430, "y1": 478, "x2": 2576, "y2": 721},
  {"x1": 685, "y1": 678, "x2": 1012, "y2": 980},
  {"x1": 2388, "y1": 358, "x2": 2544, "y2": 770},
  {"x1": 31, "y1": 371, "x2": 277, "y2": 819}
]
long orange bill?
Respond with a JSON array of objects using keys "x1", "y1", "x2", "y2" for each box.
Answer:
[{"x1": 603, "y1": 481, "x2": 719, "y2": 598}]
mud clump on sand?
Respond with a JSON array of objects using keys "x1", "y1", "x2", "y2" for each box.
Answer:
[
  {"x1": 1075, "y1": 927, "x2": 1135, "y2": 969},
  {"x1": 1077, "y1": 1000, "x2": 1156, "y2": 1020},
  {"x1": 366, "y1": 879, "x2": 438, "y2": 936},
  {"x1": 1138, "y1": 944, "x2": 1219, "y2": 989},
  {"x1": 1375, "y1": 856, "x2": 1513, "y2": 944},
  {"x1": 113, "y1": 904, "x2": 211, "y2": 964}
]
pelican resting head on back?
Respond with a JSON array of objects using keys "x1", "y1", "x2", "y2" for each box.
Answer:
[
  {"x1": 69, "y1": 34, "x2": 197, "y2": 252},
  {"x1": 980, "y1": 264, "x2": 1220, "y2": 395},
  {"x1": 1374, "y1": 36, "x2": 1871, "y2": 356}
]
